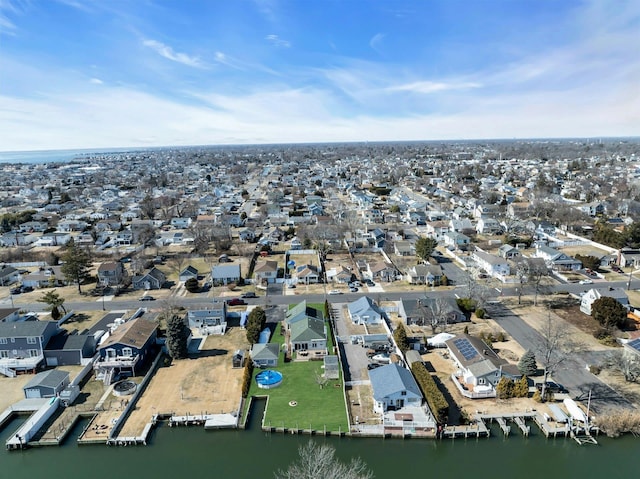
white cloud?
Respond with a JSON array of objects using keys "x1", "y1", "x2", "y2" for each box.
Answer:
[
  {"x1": 387, "y1": 81, "x2": 482, "y2": 94},
  {"x1": 265, "y1": 34, "x2": 291, "y2": 48},
  {"x1": 143, "y1": 39, "x2": 205, "y2": 68},
  {"x1": 89, "y1": 77, "x2": 103, "y2": 84},
  {"x1": 369, "y1": 33, "x2": 385, "y2": 54}
]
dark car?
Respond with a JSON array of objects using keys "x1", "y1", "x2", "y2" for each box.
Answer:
[
  {"x1": 10, "y1": 287, "x2": 22, "y2": 295},
  {"x1": 241, "y1": 292, "x2": 257, "y2": 299},
  {"x1": 226, "y1": 298, "x2": 247, "y2": 306},
  {"x1": 138, "y1": 295, "x2": 156, "y2": 301},
  {"x1": 21, "y1": 285, "x2": 33, "y2": 292},
  {"x1": 537, "y1": 381, "x2": 568, "y2": 394},
  {"x1": 367, "y1": 363, "x2": 383, "y2": 370}
]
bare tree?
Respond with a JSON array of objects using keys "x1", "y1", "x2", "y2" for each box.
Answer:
[
  {"x1": 275, "y1": 442, "x2": 373, "y2": 479},
  {"x1": 535, "y1": 308, "x2": 580, "y2": 401},
  {"x1": 422, "y1": 296, "x2": 454, "y2": 334},
  {"x1": 604, "y1": 351, "x2": 640, "y2": 383}
]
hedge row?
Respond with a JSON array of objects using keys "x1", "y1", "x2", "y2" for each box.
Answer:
[
  {"x1": 241, "y1": 360, "x2": 254, "y2": 398},
  {"x1": 411, "y1": 362, "x2": 449, "y2": 424}
]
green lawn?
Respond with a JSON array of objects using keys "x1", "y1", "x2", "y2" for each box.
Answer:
[{"x1": 243, "y1": 310, "x2": 348, "y2": 432}]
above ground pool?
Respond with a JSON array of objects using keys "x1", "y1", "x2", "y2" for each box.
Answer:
[{"x1": 255, "y1": 369, "x2": 283, "y2": 389}]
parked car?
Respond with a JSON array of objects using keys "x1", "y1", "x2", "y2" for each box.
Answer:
[
  {"x1": 241, "y1": 292, "x2": 257, "y2": 299},
  {"x1": 612, "y1": 265, "x2": 623, "y2": 273},
  {"x1": 21, "y1": 285, "x2": 33, "y2": 292},
  {"x1": 328, "y1": 290, "x2": 343, "y2": 295},
  {"x1": 579, "y1": 279, "x2": 593, "y2": 285},
  {"x1": 139, "y1": 295, "x2": 156, "y2": 301},
  {"x1": 537, "y1": 381, "x2": 568, "y2": 394},
  {"x1": 226, "y1": 298, "x2": 247, "y2": 306},
  {"x1": 367, "y1": 363, "x2": 383, "y2": 370},
  {"x1": 10, "y1": 287, "x2": 22, "y2": 295},
  {"x1": 349, "y1": 286, "x2": 358, "y2": 292},
  {"x1": 365, "y1": 279, "x2": 375, "y2": 286}
]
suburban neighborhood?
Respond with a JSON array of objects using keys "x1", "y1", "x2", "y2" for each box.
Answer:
[{"x1": 2, "y1": 139, "x2": 640, "y2": 449}]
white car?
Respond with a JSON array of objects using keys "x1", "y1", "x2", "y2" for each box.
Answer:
[
  {"x1": 579, "y1": 279, "x2": 593, "y2": 285},
  {"x1": 328, "y1": 290, "x2": 343, "y2": 295}
]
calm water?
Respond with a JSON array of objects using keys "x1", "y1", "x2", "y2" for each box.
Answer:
[{"x1": 1, "y1": 405, "x2": 637, "y2": 479}]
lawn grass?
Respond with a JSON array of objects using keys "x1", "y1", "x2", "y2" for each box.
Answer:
[{"x1": 243, "y1": 302, "x2": 349, "y2": 432}]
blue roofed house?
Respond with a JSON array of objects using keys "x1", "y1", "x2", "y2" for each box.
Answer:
[
  {"x1": 187, "y1": 304, "x2": 227, "y2": 335},
  {"x1": 368, "y1": 363, "x2": 423, "y2": 413},
  {"x1": 179, "y1": 265, "x2": 199, "y2": 282},
  {"x1": 348, "y1": 296, "x2": 384, "y2": 325}
]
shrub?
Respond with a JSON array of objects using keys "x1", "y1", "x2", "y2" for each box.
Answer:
[
  {"x1": 184, "y1": 278, "x2": 200, "y2": 293},
  {"x1": 456, "y1": 298, "x2": 477, "y2": 313},
  {"x1": 495, "y1": 331, "x2": 507, "y2": 342},
  {"x1": 514, "y1": 376, "x2": 529, "y2": 398},
  {"x1": 475, "y1": 308, "x2": 486, "y2": 319},
  {"x1": 241, "y1": 360, "x2": 254, "y2": 398},
  {"x1": 393, "y1": 323, "x2": 410, "y2": 352},
  {"x1": 411, "y1": 362, "x2": 449, "y2": 424},
  {"x1": 589, "y1": 365, "x2": 602, "y2": 375},
  {"x1": 496, "y1": 377, "x2": 514, "y2": 399}
]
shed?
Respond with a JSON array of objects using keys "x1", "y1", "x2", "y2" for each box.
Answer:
[
  {"x1": 258, "y1": 327, "x2": 272, "y2": 344},
  {"x1": 232, "y1": 350, "x2": 246, "y2": 369},
  {"x1": 23, "y1": 369, "x2": 70, "y2": 399},
  {"x1": 323, "y1": 355, "x2": 339, "y2": 379}
]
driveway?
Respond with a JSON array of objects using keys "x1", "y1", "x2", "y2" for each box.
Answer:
[
  {"x1": 485, "y1": 302, "x2": 634, "y2": 413},
  {"x1": 331, "y1": 302, "x2": 371, "y2": 384}
]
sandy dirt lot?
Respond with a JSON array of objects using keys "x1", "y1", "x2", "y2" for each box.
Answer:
[
  {"x1": 0, "y1": 375, "x2": 33, "y2": 411},
  {"x1": 118, "y1": 327, "x2": 248, "y2": 436}
]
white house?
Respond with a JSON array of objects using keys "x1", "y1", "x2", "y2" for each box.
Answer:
[
  {"x1": 368, "y1": 363, "x2": 423, "y2": 413},
  {"x1": 580, "y1": 287, "x2": 630, "y2": 316},
  {"x1": 472, "y1": 249, "x2": 510, "y2": 278},
  {"x1": 347, "y1": 296, "x2": 384, "y2": 325}
]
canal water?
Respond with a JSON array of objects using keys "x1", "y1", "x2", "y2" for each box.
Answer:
[{"x1": 1, "y1": 404, "x2": 637, "y2": 479}]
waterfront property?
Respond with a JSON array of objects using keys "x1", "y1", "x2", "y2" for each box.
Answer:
[
  {"x1": 22, "y1": 369, "x2": 70, "y2": 398},
  {"x1": 0, "y1": 320, "x2": 59, "y2": 375}
]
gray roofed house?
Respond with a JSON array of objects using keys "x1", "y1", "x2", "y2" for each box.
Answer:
[
  {"x1": 398, "y1": 298, "x2": 466, "y2": 327},
  {"x1": 290, "y1": 317, "x2": 326, "y2": 357},
  {"x1": 0, "y1": 320, "x2": 59, "y2": 373},
  {"x1": 0, "y1": 308, "x2": 20, "y2": 323},
  {"x1": 0, "y1": 265, "x2": 20, "y2": 286},
  {"x1": 250, "y1": 343, "x2": 279, "y2": 367},
  {"x1": 580, "y1": 287, "x2": 630, "y2": 315},
  {"x1": 348, "y1": 296, "x2": 384, "y2": 325},
  {"x1": 179, "y1": 265, "x2": 199, "y2": 282},
  {"x1": 23, "y1": 369, "x2": 70, "y2": 398},
  {"x1": 284, "y1": 300, "x2": 323, "y2": 329},
  {"x1": 132, "y1": 266, "x2": 166, "y2": 290},
  {"x1": 44, "y1": 332, "x2": 96, "y2": 366},
  {"x1": 211, "y1": 264, "x2": 241, "y2": 285},
  {"x1": 368, "y1": 363, "x2": 423, "y2": 413}
]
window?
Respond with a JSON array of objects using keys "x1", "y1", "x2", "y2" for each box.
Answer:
[
  {"x1": 401, "y1": 391, "x2": 407, "y2": 396},
  {"x1": 27, "y1": 337, "x2": 37, "y2": 344},
  {"x1": 0, "y1": 351, "x2": 8, "y2": 358},
  {"x1": 122, "y1": 347, "x2": 133, "y2": 357},
  {"x1": 0, "y1": 338, "x2": 7, "y2": 344},
  {"x1": 28, "y1": 349, "x2": 39, "y2": 357}
]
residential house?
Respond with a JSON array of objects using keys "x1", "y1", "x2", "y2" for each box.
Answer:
[
  {"x1": 576, "y1": 201, "x2": 605, "y2": 217},
  {"x1": 406, "y1": 264, "x2": 444, "y2": 285},
  {"x1": 398, "y1": 298, "x2": 465, "y2": 327},
  {"x1": 94, "y1": 317, "x2": 158, "y2": 384},
  {"x1": 132, "y1": 267, "x2": 166, "y2": 290},
  {"x1": 498, "y1": 244, "x2": 521, "y2": 260},
  {"x1": 425, "y1": 221, "x2": 450, "y2": 241},
  {"x1": 0, "y1": 320, "x2": 59, "y2": 373},
  {"x1": 326, "y1": 265, "x2": 353, "y2": 284},
  {"x1": 0, "y1": 308, "x2": 20, "y2": 322},
  {"x1": 211, "y1": 264, "x2": 241, "y2": 285},
  {"x1": 476, "y1": 217, "x2": 502, "y2": 235},
  {"x1": 534, "y1": 245, "x2": 582, "y2": 271},
  {"x1": 97, "y1": 261, "x2": 126, "y2": 287},
  {"x1": 580, "y1": 287, "x2": 630, "y2": 315},
  {"x1": 187, "y1": 305, "x2": 227, "y2": 335},
  {"x1": 394, "y1": 241, "x2": 415, "y2": 257},
  {"x1": 249, "y1": 343, "x2": 279, "y2": 367},
  {"x1": 368, "y1": 363, "x2": 423, "y2": 413},
  {"x1": 289, "y1": 317, "x2": 327, "y2": 357},
  {"x1": 178, "y1": 265, "x2": 199, "y2": 282},
  {"x1": 348, "y1": 296, "x2": 384, "y2": 325},
  {"x1": 22, "y1": 266, "x2": 65, "y2": 289},
  {"x1": 443, "y1": 231, "x2": 471, "y2": 250},
  {"x1": 284, "y1": 301, "x2": 324, "y2": 330},
  {"x1": 367, "y1": 261, "x2": 397, "y2": 282},
  {"x1": 254, "y1": 260, "x2": 278, "y2": 285},
  {"x1": 295, "y1": 264, "x2": 320, "y2": 284},
  {"x1": 170, "y1": 217, "x2": 192, "y2": 228},
  {"x1": 472, "y1": 249, "x2": 510, "y2": 278},
  {"x1": 507, "y1": 202, "x2": 531, "y2": 219},
  {"x1": 0, "y1": 265, "x2": 20, "y2": 286},
  {"x1": 619, "y1": 248, "x2": 640, "y2": 268},
  {"x1": 445, "y1": 335, "x2": 511, "y2": 394},
  {"x1": 449, "y1": 218, "x2": 475, "y2": 236},
  {"x1": 23, "y1": 369, "x2": 70, "y2": 399}
]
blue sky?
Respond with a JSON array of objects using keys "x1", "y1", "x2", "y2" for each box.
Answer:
[{"x1": 0, "y1": 0, "x2": 638, "y2": 151}]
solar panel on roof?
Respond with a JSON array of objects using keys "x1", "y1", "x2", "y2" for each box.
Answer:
[
  {"x1": 628, "y1": 338, "x2": 640, "y2": 352},
  {"x1": 453, "y1": 338, "x2": 479, "y2": 361}
]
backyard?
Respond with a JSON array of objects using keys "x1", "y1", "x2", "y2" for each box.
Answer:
[{"x1": 244, "y1": 307, "x2": 349, "y2": 433}]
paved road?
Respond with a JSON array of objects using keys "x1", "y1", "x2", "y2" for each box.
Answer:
[{"x1": 486, "y1": 302, "x2": 634, "y2": 413}]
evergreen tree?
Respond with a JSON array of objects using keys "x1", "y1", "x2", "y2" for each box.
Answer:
[
  {"x1": 415, "y1": 237, "x2": 438, "y2": 263},
  {"x1": 37, "y1": 289, "x2": 67, "y2": 320},
  {"x1": 496, "y1": 377, "x2": 514, "y2": 399},
  {"x1": 393, "y1": 323, "x2": 410, "y2": 352},
  {"x1": 184, "y1": 278, "x2": 200, "y2": 293},
  {"x1": 514, "y1": 376, "x2": 530, "y2": 397},
  {"x1": 592, "y1": 296, "x2": 628, "y2": 330},
  {"x1": 60, "y1": 239, "x2": 92, "y2": 293},
  {"x1": 246, "y1": 307, "x2": 267, "y2": 344},
  {"x1": 518, "y1": 350, "x2": 538, "y2": 376},
  {"x1": 166, "y1": 314, "x2": 189, "y2": 359}
]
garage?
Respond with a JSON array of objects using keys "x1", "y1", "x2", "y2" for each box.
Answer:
[{"x1": 23, "y1": 369, "x2": 70, "y2": 399}]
